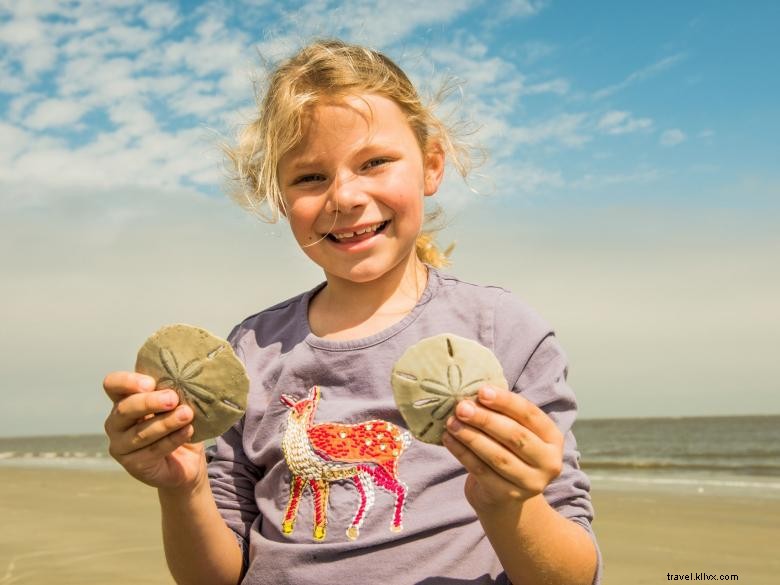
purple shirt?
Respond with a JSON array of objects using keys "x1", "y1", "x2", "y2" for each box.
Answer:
[{"x1": 208, "y1": 267, "x2": 601, "y2": 584}]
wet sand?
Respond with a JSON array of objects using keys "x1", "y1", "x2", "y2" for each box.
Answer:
[
  {"x1": 1, "y1": 467, "x2": 778, "y2": 584},
  {"x1": 592, "y1": 485, "x2": 780, "y2": 584},
  {"x1": 0, "y1": 467, "x2": 170, "y2": 585}
]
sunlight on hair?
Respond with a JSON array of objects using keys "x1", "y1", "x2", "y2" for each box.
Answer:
[{"x1": 223, "y1": 39, "x2": 475, "y2": 268}]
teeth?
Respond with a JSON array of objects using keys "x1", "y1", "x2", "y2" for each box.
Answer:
[{"x1": 333, "y1": 222, "x2": 384, "y2": 240}]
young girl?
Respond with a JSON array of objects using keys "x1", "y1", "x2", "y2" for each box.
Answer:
[{"x1": 103, "y1": 40, "x2": 601, "y2": 585}]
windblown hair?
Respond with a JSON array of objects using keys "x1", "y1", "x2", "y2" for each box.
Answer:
[{"x1": 224, "y1": 39, "x2": 471, "y2": 267}]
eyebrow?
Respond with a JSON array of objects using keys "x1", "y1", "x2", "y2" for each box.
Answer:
[
  {"x1": 285, "y1": 156, "x2": 324, "y2": 172},
  {"x1": 284, "y1": 141, "x2": 398, "y2": 173}
]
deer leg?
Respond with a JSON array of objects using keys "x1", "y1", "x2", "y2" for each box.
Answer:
[
  {"x1": 389, "y1": 478, "x2": 407, "y2": 533},
  {"x1": 282, "y1": 475, "x2": 305, "y2": 536},
  {"x1": 368, "y1": 467, "x2": 407, "y2": 533},
  {"x1": 346, "y1": 470, "x2": 375, "y2": 541},
  {"x1": 310, "y1": 479, "x2": 330, "y2": 541}
]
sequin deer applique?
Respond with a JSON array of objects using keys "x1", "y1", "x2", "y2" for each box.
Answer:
[{"x1": 280, "y1": 386, "x2": 412, "y2": 542}]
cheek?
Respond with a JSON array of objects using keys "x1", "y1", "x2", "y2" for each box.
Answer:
[
  {"x1": 388, "y1": 194, "x2": 425, "y2": 237},
  {"x1": 287, "y1": 206, "x2": 317, "y2": 243}
]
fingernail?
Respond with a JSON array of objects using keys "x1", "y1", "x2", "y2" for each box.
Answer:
[
  {"x1": 176, "y1": 406, "x2": 190, "y2": 421},
  {"x1": 447, "y1": 416, "x2": 463, "y2": 432},
  {"x1": 457, "y1": 400, "x2": 475, "y2": 419},
  {"x1": 479, "y1": 386, "x2": 496, "y2": 401}
]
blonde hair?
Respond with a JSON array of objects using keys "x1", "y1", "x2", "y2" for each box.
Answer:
[{"x1": 225, "y1": 39, "x2": 470, "y2": 268}]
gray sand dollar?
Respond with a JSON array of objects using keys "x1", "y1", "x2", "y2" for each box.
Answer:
[
  {"x1": 391, "y1": 333, "x2": 508, "y2": 445},
  {"x1": 135, "y1": 324, "x2": 249, "y2": 443}
]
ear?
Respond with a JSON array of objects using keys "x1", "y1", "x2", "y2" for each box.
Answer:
[{"x1": 423, "y1": 141, "x2": 445, "y2": 197}]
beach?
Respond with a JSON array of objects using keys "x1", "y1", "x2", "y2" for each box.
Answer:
[
  {"x1": 1, "y1": 467, "x2": 778, "y2": 584},
  {"x1": 0, "y1": 467, "x2": 169, "y2": 585}
]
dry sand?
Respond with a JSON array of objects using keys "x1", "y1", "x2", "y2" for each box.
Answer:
[{"x1": 1, "y1": 467, "x2": 778, "y2": 584}]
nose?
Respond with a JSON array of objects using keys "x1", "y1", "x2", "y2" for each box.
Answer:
[{"x1": 324, "y1": 171, "x2": 369, "y2": 214}]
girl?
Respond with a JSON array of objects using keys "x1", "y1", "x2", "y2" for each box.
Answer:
[{"x1": 103, "y1": 40, "x2": 601, "y2": 585}]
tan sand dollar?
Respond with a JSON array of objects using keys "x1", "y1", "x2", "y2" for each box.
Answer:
[
  {"x1": 135, "y1": 324, "x2": 249, "y2": 443},
  {"x1": 391, "y1": 333, "x2": 508, "y2": 445}
]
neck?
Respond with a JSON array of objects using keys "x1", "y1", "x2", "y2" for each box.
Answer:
[{"x1": 309, "y1": 253, "x2": 429, "y2": 339}]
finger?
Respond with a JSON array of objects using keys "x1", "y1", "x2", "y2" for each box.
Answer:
[
  {"x1": 111, "y1": 404, "x2": 194, "y2": 457},
  {"x1": 445, "y1": 415, "x2": 545, "y2": 489},
  {"x1": 103, "y1": 371, "x2": 157, "y2": 403},
  {"x1": 476, "y1": 386, "x2": 564, "y2": 446},
  {"x1": 107, "y1": 389, "x2": 181, "y2": 434},
  {"x1": 117, "y1": 424, "x2": 195, "y2": 475},
  {"x1": 442, "y1": 431, "x2": 529, "y2": 501},
  {"x1": 453, "y1": 398, "x2": 550, "y2": 466}
]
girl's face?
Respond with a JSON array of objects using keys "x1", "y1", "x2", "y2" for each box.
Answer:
[{"x1": 278, "y1": 93, "x2": 444, "y2": 285}]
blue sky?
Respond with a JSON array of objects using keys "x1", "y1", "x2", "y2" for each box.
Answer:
[
  {"x1": 3, "y1": 0, "x2": 777, "y2": 208},
  {"x1": 1, "y1": 1, "x2": 778, "y2": 435}
]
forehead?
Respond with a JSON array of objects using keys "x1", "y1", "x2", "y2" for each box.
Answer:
[
  {"x1": 284, "y1": 93, "x2": 416, "y2": 160},
  {"x1": 305, "y1": 94, "x2": 408, "y2": 133}
]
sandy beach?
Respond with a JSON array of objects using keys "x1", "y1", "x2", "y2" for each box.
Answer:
[{"x1": 1, "y1": 467, "x2": 778, "y2": 585}]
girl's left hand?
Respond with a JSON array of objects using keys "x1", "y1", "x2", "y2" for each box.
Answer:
[{"x1": 442, "y1": 385, "x2": 565, "y2": 513}]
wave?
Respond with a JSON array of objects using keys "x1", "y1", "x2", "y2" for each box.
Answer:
[
  {"x1": 582, "y1": 459, "x2": 780, "y2": 476},
  {"x1": 0, "y1": 450, "x2": 109, "y2": 460},
  {"x1": 589, "y1": 474, "x2": 780, "y2": 491}
]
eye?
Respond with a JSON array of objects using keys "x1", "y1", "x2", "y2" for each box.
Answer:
[
  {"x1": 292, "y1": 173, "x2": 325, "y2": 185},
  {"x1": 362, "y1": 157, "x2": 391, "y2": 171}
]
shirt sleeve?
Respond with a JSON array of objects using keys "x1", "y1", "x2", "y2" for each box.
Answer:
[
  {"x1": 206, "y1": 325, "x2": 263, "y2": 572},
  {"x1": 207, "y1": 418, "x2": 261, "y2": 572},
  {"x1": 493, "y1": 292, "x2": 603, "y2": 585}
]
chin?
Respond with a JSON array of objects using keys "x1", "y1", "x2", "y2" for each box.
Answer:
[{"x1": 332, "y1": 255, "x2": 414, "y2": 284}]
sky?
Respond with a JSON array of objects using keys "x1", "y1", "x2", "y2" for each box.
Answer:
[{"x1": 1, "y1": 0, "x2": 778, "y2": 437}]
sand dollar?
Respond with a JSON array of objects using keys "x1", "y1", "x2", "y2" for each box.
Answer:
[
  {"x1": 135, "y1": 324, "x2": 249, "y2": 443},
  {"x1": 391, "y1": 333, "x2": 508, "y2": 445}
]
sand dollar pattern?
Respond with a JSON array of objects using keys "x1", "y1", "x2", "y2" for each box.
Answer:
[
  {"x1": 391, "y1": 334, "x2": 508, "y2": 445},
  {"x1": 135, "y1": 324, "x2": 249, "y2": 443}
]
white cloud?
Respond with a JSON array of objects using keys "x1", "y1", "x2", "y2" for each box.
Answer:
[
  {"x1": 0, "y1": 0, "x2": 649, "y2": 212},
  {"x1": 139, "y1": 3, "x2": 179, "y2": 29},
  {"x1": 523, "y1": 78, "x2": 569, "y2": 95},
  {"x1": 514, "y1": 113, "x2": 589, "y2": 148},
  {"x1": 24, "y1": 98, "x2": 89, "y2": 129},
  {"x1": 660, "y1": 128, "x2": 686, "y2": 147},
  {"x1": 0, "y1": 16, "x2": 43, "y2": 45},
  {"x1": 571, "y1": 169, "x2": 661, "y2": 190},
  {"x1": 493, "y1": 0, "x2": 548, "y2": 20},
  {"x1": 0, "y1": 62, "x2": 26, "y2": 93},
  {"x1": 61, "y1": 24, "x2": 159, "y2": 59},
  {"x1": 593, "y1": 53, "x2": 686, "y2": 99},
  {"x1": 520, "y1": 40, "x2": 556, "y2": 64},
  {"x1": 0, "y1": 122, "x2": 31, "y2": 163},
  {"x1": 107, "y1": 100, "x2": 159, "y2": 137},
  {"x1": 331, "y1": 0, "x2": 475, "y2": 46},
  {"x1": 266, "y1": 0, "x2": 475, "y2": 48},
  {"x1": 506, "y1": 164, "x2": 565, "y2": 192},
  {"x1": 597, "y1": 110, "x2": 653, "y2": 135}
]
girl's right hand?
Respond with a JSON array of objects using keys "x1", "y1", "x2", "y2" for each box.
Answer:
[{"x1": 103, "y1": 371, "x2": 206, "y2": 491}]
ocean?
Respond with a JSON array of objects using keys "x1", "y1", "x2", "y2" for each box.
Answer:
[
  {"x1": 1, "y1": 415, "x2": 779, "y2": 497},
  {"x1": 573, "y1": 415, "x2": 780, "y2": 497}
]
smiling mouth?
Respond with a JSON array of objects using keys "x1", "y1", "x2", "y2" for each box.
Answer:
[{"x1": 326, "y1": 220, "x2": 390, "y2": 243}]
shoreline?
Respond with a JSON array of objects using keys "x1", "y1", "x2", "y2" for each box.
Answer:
[{"x1": 1, "y1": 467, "x2": 779, "y2": 584}]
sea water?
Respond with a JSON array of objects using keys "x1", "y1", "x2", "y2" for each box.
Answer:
[
  {"x1": 2, "y1": 415, "x2": 779, "y2": 496},
  {"x1": 573, "y1": 415, "x2": 780, "y2": 497}
]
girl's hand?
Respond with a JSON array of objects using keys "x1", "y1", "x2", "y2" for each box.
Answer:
[
  {"x1": 442, "y1": 385, "x2": 564, "y2": 513},
  {"x1": 103, "y1": 371, "x2": 206, "y2": 491}
]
